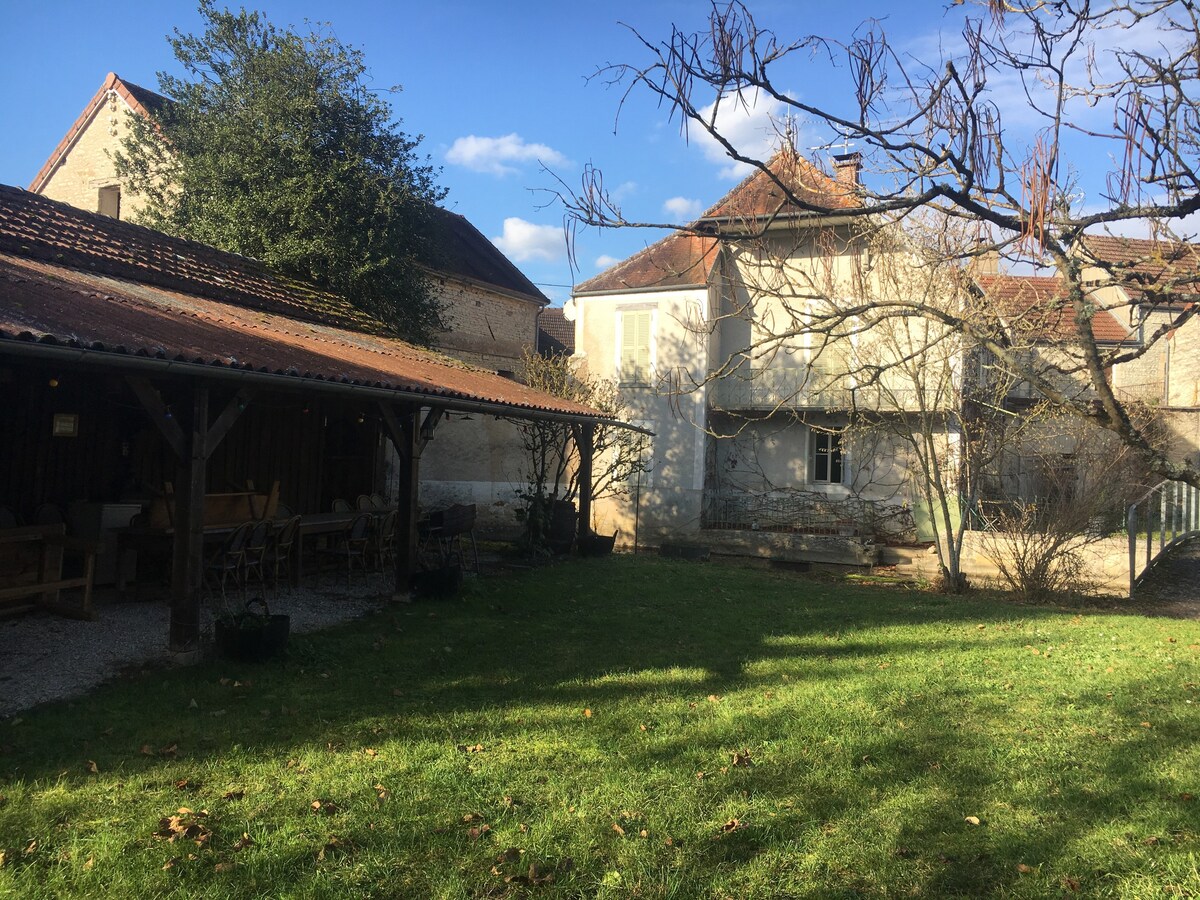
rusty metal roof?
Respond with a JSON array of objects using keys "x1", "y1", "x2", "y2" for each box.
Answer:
[{"x1": 0, "y1": 185, "x2": 611, "y2": 422}]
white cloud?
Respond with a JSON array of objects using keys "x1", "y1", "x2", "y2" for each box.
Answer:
[
  {"x1": 446, "y1": 133, "x2": 568, "y2": 176},
  {"x1": 595, "y1": 254, "x2": 620, "y2": 269},
  {"x1": 663, "y1": 196, "x2": 702, "y2": 220},
  {"x1": 693, "y1": 90, "x2": 793, "y2": 178},
  {"x1": 492, "y1": 218, "x2": 565, "y2": 262}
]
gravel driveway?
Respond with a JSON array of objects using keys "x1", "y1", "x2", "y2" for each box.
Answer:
[{"x1": 0, "y1": 578, "x2": 392, "y2": 718}]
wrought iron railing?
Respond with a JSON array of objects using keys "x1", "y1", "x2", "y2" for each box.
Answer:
[
  {"x1": 709, "y1": 367, "x2": 943, "y2": 412},
  {"x1": 1127, "y1": 479, "x2": 1200, "y2": 597}
]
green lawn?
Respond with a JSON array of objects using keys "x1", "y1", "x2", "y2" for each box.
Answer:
[{"x1": 2, "y1": 557, "x2": 1199, "y2": 898}]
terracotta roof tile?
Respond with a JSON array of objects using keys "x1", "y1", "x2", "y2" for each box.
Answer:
[
  {"x1": 702, "y1": 148, "x2": 860, "y2": 220},
  {"x1": 576, "y1": 148, "x2": 855, "y2": 295},
  {"x1": 537, "y1": 307, "x2": 574, "y2": 356},
  {"x1": 1, "y1": 183, "x2": 382, "y2": 334},
  {"x1": 0, "y1": 184, "x2": 609, "y2": 421},
  {"x1": 974, "y1": 274, "x2": 1131, "y2": 344},
  {"x1": 1082, "y1": 235, "x2": 1200, "y2": 306},
  {"x1": 574, "y1": 232, "x2": 719, "y2": 294}
]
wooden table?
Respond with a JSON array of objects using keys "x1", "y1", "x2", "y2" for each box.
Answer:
[{"x1": 115, "y1": 511, "x2": 394, "y2": 593}]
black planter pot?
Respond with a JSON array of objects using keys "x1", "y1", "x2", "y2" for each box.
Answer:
[
  {"x1": 578, "y1": 531, "x2": 617, "y2": 557},
  {"x1": 215, "y1": 598, "x2": 290, "y2": 662}
]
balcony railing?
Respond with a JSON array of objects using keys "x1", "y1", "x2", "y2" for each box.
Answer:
[{"x1": 709, "y1": 367, "x2": 943, "y2": 412}]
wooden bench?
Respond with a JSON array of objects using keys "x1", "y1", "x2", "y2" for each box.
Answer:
[{"x1": 0, "y1": 524, "x2": 97, "y2": 620}]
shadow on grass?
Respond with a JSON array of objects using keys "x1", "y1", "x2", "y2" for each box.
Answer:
[{"x1": 2, "y1": 555, "x2": 1198, "y2": 897}]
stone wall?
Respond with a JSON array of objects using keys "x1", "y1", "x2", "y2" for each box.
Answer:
[{"x1": 38, "y1": 99, "x2": 148, "y2": 220}]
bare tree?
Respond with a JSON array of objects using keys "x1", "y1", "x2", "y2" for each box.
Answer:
[
  {"x1": 559, "y1": 0, "x2": 1200, "y2": 487},
  {"x1": 513, "y1": 351, "x2": 649, "y2": 550}
]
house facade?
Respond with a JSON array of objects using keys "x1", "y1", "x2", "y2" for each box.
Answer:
[
  {"x1": 572, "y1": 148, "x2": 1200, "y2": 564},
  {"x1": 31, "y1": 72, "x2": 550, "y2": 533},
  {"x1": 570, "y1": 150, "x2": 936, "y2": 562}
]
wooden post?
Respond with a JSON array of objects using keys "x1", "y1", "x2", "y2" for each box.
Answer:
[
  {"x1": 128, "y1": 379, "x2": 251, "y2": 652},
  {"x1": 170, "y1": 385, "x2": 208, "y2": 652},
  {"x1": 379, "y1": 402, "x2": 441, "y2": 600},
  {"x1": 576, "y1": 423, "x2": 595, "y2": 539}
]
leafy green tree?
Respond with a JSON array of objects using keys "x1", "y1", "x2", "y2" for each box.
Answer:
[{"x1": 115, "y1": 1, "x2": 447, "y2": 343}]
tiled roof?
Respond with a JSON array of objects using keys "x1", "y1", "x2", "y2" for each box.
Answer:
[
  {"x1": 974, "y1": 274, "x2": 1131, "y2": 344},
  {"x1": 575, "y1": 148, "x2": 855, "y2": 295},
  {"x1": 537, "y1": 307, "x2": 574, "y2": 356},
  {"x1": 425, "y1": 205, "x2": 547, "y2": 305},
  {"x1": 702, "y1": 147, "x2": 860, "y2": 220},
  {"x1": 1082, "y1": 235, "x2": 1200, "y2": 305},
  {"x1": 574, "y1": 232, "x2": 720, "y2": 294},
  {"x1": 29, "y1": 72, "x2": 168, "y2": 194},
  {"x1": 1, "y1": 183, "x2": 383, "y2": 334},
  {"x1": 0, "y1": 185, "x2": 609, "y2": 421}
]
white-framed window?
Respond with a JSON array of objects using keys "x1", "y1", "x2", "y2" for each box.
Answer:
[
  {"x1": 619, "y1": 309, "x2": 654, "y2": 385},
  {"x1": 810, "y1": 429, "x2": 844, "y2": 484}
]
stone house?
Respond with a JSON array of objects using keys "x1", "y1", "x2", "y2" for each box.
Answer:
[
  {"x1": 569, "y1": 148, "x2": 919, "y2": 563},
  {"x1": 569, "y1": 146, "x2": 1200, "y2": 563},
  {"x1": 30, "y1": 72, "x2": 551, "y2": 531}
]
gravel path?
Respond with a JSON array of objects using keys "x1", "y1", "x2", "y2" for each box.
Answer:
[{"x1": 0, "y1": 577, "x2": 394, "y2": 718}]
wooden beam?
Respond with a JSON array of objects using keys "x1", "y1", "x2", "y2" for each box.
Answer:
[
  {"x1": 206, "y1": 388, "x2": 253, "y2": 450},
  {"x1": 126, "y1": 376, "x2": 186, "y2": 459}
]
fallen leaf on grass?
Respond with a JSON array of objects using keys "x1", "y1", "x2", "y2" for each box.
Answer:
[
  {"x1": 86, "y1": 760, "x2": 99, "y2": 774},
  {"x1": 1062, "y1": 876, "x2": 1081, "y2": 892},
  {"x1": 467, "y1": 825, "x2": 491, "y2": 841},
  {"x1": 965, "y1": 816, "x2": 982, "y2": 826},
  {"x1": 154, "y1": 809, "x2": 212, "y2": 847},
  {"x1": 1141, "y1": 722, "x2": 1153, "y2": 729},
  {"x1": 731, "y1": 749, "x2": 754, "y2": 768},
  {"x1": 83, "y1": 855, "x2": 94, "y2": 870},
  {"x1": 719, "y1": 818, "x2": 745, "y2": 834},
  {"x1": 583, "y1": 708, "x2": 592, "y2": 718},
  {"x1": 222, "y1": 790, "x2": 244, "y2": 801},
  {"x1": 457, "y1": 743, "x2": 485, "y2": 754},
  {"x1": 1017, "y1": 863, "x2": 1033, "y2": 874},
  {"x1": 310, "y1": 800, "x2": 340, "y2": 816},
  {"x1": 363, "y1": 748, "x2": 378, "y2": 759},
  {"x1": 232, "y1": 833, "x2": 254, "y2": 852},
  {"x1": 174, "y1": 778, "x2": 200, "y2": 791},
  {"x1": 23, "y1": 840, "x2": 37, "y2": 855},
  {"x1": 374, "y1": 784, "x2": 390, "y2": 801},
  {"x1": 213, "y1": 861, "x2": 236, "y2": 873},
  {"x1": 612, "y1": 822, "x2": 626, "y2": 836},
  {"x1": 707, "y1": 694, "x2": 722, "y2": 703}
]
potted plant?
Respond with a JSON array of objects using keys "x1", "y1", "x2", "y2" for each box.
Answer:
[
  {"x1": 578, "y1": 528, "x2": 618, "y2": 557},
  {"x1": 214, "y1": 596, "x2": 290, "y2": 662}
]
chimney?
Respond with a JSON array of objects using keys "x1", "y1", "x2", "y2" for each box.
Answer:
[{"x1": 832, "y1": 151, "x2": 862, "y2": 189}]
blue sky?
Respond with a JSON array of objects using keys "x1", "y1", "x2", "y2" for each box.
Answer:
[{"x1": 0, "y1": 1, "x2": 1135, "y2": 303}]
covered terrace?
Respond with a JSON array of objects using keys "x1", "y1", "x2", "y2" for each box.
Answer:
[{"x1": 0, "y1": 185, "x2": 629, "y2": 652}]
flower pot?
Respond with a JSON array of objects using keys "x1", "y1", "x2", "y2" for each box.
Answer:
[
  {"x1": 215, "y1": 598, "x2": 290, "y2": 662},
  {"x1": 579, "y1": 530, "x2": 617, "y2": 557}
]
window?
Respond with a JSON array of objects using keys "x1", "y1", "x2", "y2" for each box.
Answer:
[
  {"x1": 619, "y1": 309, "x2": 653, "y2": 385},
  {"x1": 810, "y1": 430, "x2": 843, "y2": 484},
  {"x1": 98, "y1": 185, "x2": 121, "y2": 219}
]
